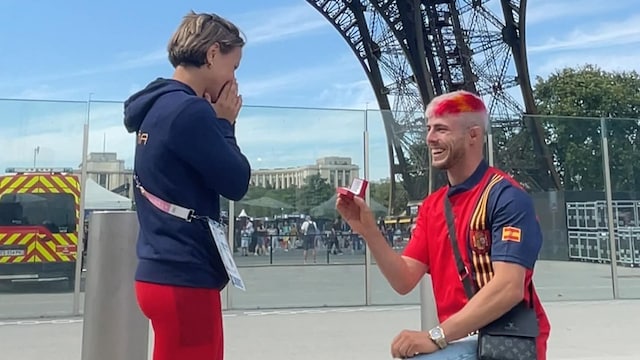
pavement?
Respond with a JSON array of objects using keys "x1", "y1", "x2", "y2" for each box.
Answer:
[
  {"x1": 0, "y1": 250, "x2": 638, "y2": 359},
  {"x1": 0, "y1": 299, "x2": 638, "y2": 360}
]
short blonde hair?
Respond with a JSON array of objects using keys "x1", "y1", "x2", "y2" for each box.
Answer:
[
  {"x1": 425, "y1": 90, "x2": 489, "y2": 130},
  {"x1": 167, "y1": 11, "x2": 245, "y2": 68}
]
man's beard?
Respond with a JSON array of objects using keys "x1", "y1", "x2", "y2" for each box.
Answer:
[{"x1": 432, "y1": 144, "x2": 465, "y2": 170}]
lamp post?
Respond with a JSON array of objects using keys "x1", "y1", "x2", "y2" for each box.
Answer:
[{"x1": 33, "y1": 146, "x2": 40, "y2": 167}]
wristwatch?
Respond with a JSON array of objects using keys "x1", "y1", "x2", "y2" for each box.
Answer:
[{"x1": 428, "y1": 326, "x2": 448, "y2": 349}]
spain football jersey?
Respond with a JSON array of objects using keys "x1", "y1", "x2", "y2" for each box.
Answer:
[{"x1": 403, "y1": 161, "x2": 551, "y2": 359}]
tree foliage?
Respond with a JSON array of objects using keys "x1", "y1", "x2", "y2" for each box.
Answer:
[
  {"x1": 295, "y1": 173, "x2": 334, "y2": 212},
  {"x1": 402, "y1": 141, "x2": 431, "y2": 200},
  {"x1": 533, "y1": 65, "x2": 640, "y2": 191},
  {"x1": 370, "y1": 179, "x2": 408, "y2": 215},
  {"x1": 223, "y1": 173, "x2": 335, "y2": 218},
  {"x1": 221, "y1": 174, "x2": 412, "y2": 219}
]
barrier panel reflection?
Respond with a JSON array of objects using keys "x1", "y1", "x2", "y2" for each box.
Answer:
[
  {"x1": 81, "y1": 211, "x2": 148, "y2": 360},
  {"x1": 226, "y1": 106, "x2": 368, "y2": 309}
]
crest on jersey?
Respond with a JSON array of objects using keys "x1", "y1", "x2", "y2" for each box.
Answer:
[{"x1": 470, "y1": 230, "x2": 491, "y2": 255}]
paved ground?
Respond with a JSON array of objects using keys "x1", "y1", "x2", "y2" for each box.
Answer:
[
  {"x1": 0, "y1": 258, "x2": 639, "y2": 319},
  {"x1": 1, "y1": 300, "x2": 638, "y2": 360}
]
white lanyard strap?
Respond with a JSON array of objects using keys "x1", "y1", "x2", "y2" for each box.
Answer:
[{"x1": 134, "y1": 175, "x2": 200, "y2": 222}]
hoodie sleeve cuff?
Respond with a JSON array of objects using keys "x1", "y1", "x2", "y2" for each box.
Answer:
[{"x1": 217, "y1": 118, "x2": 236, "y2": 137}]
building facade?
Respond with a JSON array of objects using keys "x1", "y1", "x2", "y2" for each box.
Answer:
[
  {"x1": 74, "y1": 153, "x2": 359, "y2": 196},
  {"x1": 250, "y1": 156, "x2": 360, "y2": 189},
  {"x1": 76, "y1": 152, "x2": 133, "y2": 198}
]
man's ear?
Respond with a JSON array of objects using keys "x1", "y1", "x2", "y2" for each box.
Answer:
[{"x1": 468, "y1": 125, "x2": 482, "y2": 144}]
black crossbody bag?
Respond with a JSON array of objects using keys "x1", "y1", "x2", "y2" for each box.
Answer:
[{"x1": 444, "y1": 196, "x2": 538, "y2": 360}]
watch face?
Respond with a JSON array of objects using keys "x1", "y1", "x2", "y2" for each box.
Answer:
[{"x1": 430, "y1": 328, "x2": 442, "y2": 338}]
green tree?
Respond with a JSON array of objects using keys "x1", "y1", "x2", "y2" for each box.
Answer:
[
  {"x1": 402, "y1": 141, "x2": 431, "y2": 200},
  {"x1": 491, "y1": 121, "x2": 546, "y2": 190},
  {"x1": 220, "y1": 184, "x2": 299, "y2": 219},
  {"x1": 296, "y1": 173, "x2": 334, "y2": 213},
  {"x1": 533, "y1": 65, "x2": 640, "y2": 191},
  {"x1": 370, "y1": 179, "x2": 408, "y2": 215},
  {"x1": 244, "y1": 185, "x2": 268, "y2": 199},
  {"x1": 264, "y1": 187, "x2": 297, "y2": 210}
]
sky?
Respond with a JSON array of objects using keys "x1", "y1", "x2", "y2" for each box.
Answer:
[{"x1": 0, "y1": 0, "x2": 638, "y2": 181}]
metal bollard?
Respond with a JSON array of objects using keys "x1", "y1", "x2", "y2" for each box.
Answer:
[
  {"x1": 419, "y1": 276, "x2": 439, "y2": 331},
  {"x1": 81, "y1": 211, "x2": 149, "y2": 360}
]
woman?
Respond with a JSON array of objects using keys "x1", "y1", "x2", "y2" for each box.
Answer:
[{"x1": 123, "y1": 11, "x2": 250, "y2": 360}]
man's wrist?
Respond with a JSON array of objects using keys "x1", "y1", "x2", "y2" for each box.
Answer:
[
  {"x1": 361, "y1": 226, "x2": 383, "y2": 243},
  {"x1": 428, "y1": 326, "x2": 448, "y2": 349}
]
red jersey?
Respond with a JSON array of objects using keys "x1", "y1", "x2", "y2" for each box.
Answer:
[{"x1": 403, "y1": 161, "x2": 551, "y2": 360}]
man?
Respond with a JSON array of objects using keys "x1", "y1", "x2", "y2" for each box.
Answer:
[
  {"x1": 301, "y1": 215, "x2": 318, "y2": 263},
  {"x1": 336, "y1": 90, "x2": 550, "y2": 359}
]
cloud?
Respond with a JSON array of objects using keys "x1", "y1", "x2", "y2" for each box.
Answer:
[
  {"x1": 526, "y1": 11, "x2": 640, "y2": 76},
  {"x1": 0, "y1": 50, "x2": 170, "y2": 93},
  {"x1": 0, "y1": 101, "x2": 125, "y2": 170},
  {"x1": 315, "y1": 80, "x2": 378, "y2": 110},
  {"x1": 534, "y1": 50, "x2": 640, "y2": 75},
  {"x1": 11, "y1": 85, "x2": 89, "y2": 101},
  {"x1": 0, "y1": 99, "x2": 393, "y2": 181},
  {"x1": 234, "y1": 4, "x2": 330, "y2": 45},
  {"x1": 526, "y1": 0, "x2": 635, "y2": 25},
  {"x1": 116, "y1": 5, "x2": 330, "y2": 68},
  {"x1": 0, "y1": 4, "x2": 330, "y2": 91},
  {"x1": 235, "y1": 105, "x2": 390, "y2": 180},
  {"x1": 0, "y1": 99, "x2": 88, "y2": 138},
  {"x1": 528, "y1": 14, "x2": 640, "y2": 53},
  {"x1": 108, "y1": 49, "x2": 168, "y2": 72},
  {"x1": 238, "y1": 55, "x2": 357, "y2": 100}
]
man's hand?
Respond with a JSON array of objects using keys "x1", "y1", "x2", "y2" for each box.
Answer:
[
  {"x1": 336, "y1": 195, "x2": 377, "y2": 238},
  {"x1": 390, "y1": 330, "x2": 439, "y2": 359},
  {"x1": 440, "y1": 261, "x2": 526, "y2": 342},
  {"x1": 206, "y1": 80, "x2": 242, "y2": 125}
]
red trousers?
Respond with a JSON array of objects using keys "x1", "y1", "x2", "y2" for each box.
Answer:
[{"x1": 135, "y1": 281, "x2": 223, "y2": 360}]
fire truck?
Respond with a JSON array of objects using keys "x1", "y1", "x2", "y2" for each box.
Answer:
[{"x1": 0, "y1": 167, "x2": 80, "y2": 289}]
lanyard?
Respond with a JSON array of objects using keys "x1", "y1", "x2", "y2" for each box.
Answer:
[
  {"x1": 132, "y1": 174, "x2": 244, "y2": 290},
  {"x1": 133, "y1": 174, "x2": 202, "y2": 222}
]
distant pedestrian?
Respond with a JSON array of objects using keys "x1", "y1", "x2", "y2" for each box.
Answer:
[{"x1": 301, "y1": 216, "x2": 318, "y2": 263}]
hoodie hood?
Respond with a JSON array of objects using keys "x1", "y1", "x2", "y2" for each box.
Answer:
[{"x1": 123, "y1": 78, "x2": 196, "y2": 133}]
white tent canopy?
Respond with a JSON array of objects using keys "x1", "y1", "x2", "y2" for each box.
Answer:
[{"x1": 84, "y1": 178, "x2": 132, "y2": 210}]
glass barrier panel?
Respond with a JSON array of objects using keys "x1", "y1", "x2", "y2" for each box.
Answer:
[
  {"x1": 227, "y1": 105, "x2": 367, "y2": 308},
  {"x1": 604, "y1": 117, "x2": 640, "y2": 299},
  {"x1": 78, "y1": 100, "x2": 135, "y2": 314},
  {"x1": 367, "y1": 109, "x2": 423, "y2": 305},
  {"x1": 0, "y1": 98, "x2": 87, "y2": 318},
  {"x1": 501, "y1": 115, "x2": 613, "y2": 301}
]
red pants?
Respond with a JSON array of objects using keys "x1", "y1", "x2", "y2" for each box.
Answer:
[{"x1": 135, "y1": 281, "x2": 223, "y2": 360}]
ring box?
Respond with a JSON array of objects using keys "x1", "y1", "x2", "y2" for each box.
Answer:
[{"x1": 337, "y1": 178, "x2": 368, "y2": 199}]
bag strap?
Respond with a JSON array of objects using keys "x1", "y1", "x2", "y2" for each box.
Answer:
[
  {"x1": 444, "y1": 194, "x2": 535, "y2": 306},
  {"x1": 444, "y1": 196, "x2": 476, "y2": 300},
  {"x1": 134, "y1": 174, "x2": 203, "y2": 222}
]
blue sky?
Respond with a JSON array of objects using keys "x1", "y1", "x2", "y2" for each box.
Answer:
[{"x1": 0, "y1": 0, "x2": 638, "y2": 181}]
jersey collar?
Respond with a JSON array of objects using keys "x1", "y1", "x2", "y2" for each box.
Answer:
[{"x1": 447, "y1": 160, "x2": 489, "y2": 197}]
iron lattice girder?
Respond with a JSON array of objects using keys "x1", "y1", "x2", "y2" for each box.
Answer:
[
  {"x1": 306, "y1": 0, "x2": 412, "y2": 205},
  {"x1": 307, "y1": 0, "x2": 560, "y2": 201}
]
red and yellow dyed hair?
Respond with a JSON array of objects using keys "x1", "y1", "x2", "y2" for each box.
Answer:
[{"x1": 425, "y1": 90, "x2": 487, "y2": 119}]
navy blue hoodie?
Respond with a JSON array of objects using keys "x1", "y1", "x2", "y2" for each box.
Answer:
[{"x1": 123, "y1": 78, "x2": 251, "y2": 290}]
